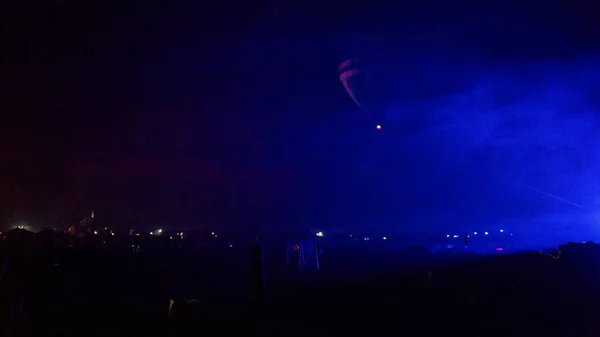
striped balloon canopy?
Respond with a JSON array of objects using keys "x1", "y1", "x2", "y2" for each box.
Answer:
[{"x1": 338, "y1": 58, "x2": 394, "y2": 128}]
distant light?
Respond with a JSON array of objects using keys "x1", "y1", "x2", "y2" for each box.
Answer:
[
  {"x1": 93, "y1": 231, "x2": 98, "y2": 235},
  {"x1": 496, "y1": 247, "x2": 503, "y2": 251},
  {"x1": 500, "y1": 229, "x2": 504, "y2": 233},
  {"x1": 473, "y1": 232, "x2": 478, "y2": 235},
  {"x1": 111, "y1": 232, "x2": 115, "y2": 236},
  {"x1": 316, "y1": 232, "x2": 323, "y2": 237},
  {"x1": 376, "y1": 124, "x2": 382, "y2": 130},
  {"x1": 228, "y1": 243, "x2": 233, "y2": 248},
  {"x1": 135, "y1": 233, "x2": 140, "y2": 236},
  {"x1": 158, "y1": 229, "x2": 163, "y2": 234},
  {"x1": 150, "y1": 232, "x2": 153, "y2": 235},
  {"x1": 211, "y1": 232, "x2": 215, "y2": 235},
  {"x1": 214, "y1": 235, "x2": 218, "y2": 238},
  {"x1": 364, "y1": 237, "x2": 370, "y2": 241},
  {"x1": 484, "y1": 232, "x2": 489, "y2": 235},
  {"x1": 349, "y1": 234, "x2": 352, "y2": 238},
  {"x1": 446, "y1": 234, "x2": 450, "y2": 238},
  {"x1": 382, "y1": 237, "x2": 387, "y2": 240},
  {"x1": 510, "y1": 233, "x2": 514, "y2": 236},
  {"x1": 453, "y1": 235, "x2": 459, "y2": 238}
]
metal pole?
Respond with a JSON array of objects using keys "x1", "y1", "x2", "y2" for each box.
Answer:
[{"x1": 285, "y1": 241, "x2": 289, "y2": 267}]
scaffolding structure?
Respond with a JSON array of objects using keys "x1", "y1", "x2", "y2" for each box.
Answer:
[{"x1": 286, "y1": 239, "x2": 320, "y2": 270}]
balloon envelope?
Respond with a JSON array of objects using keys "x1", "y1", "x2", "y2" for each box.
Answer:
[
  {"x1": 339, "y1": 58, "x2": 396, "y2": 123},
  {"x1": 339, "y1": 59, "x2": 372, "y2": 110}
]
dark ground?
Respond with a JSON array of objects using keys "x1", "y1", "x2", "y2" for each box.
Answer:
[{"x1": 1, "y1": 239, "x2": 599, "y2": 337}]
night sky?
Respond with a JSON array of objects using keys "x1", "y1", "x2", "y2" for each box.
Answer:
[{"x1": 1, "y1": 1, "x2": 600, "y2": 235}]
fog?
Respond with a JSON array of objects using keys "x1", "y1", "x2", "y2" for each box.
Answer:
[{"x1": 278, "y1": 54, "x2": 600, "y2": 239}]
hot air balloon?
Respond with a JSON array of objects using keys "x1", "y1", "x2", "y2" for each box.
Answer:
[
  {"x1": 339, "y1": 56, "x2": 446, "y2": 133},
  {"x1": 338, "y1": 58, "x2": 394, "y2": 129}
]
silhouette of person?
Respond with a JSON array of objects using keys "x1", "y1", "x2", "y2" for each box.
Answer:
[{"x1": 250, "y1": 246, "x2": 266, "y2": 301}]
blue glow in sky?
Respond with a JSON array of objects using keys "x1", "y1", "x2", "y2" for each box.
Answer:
[
  {"x1": 279, "y1": 54, "x2": 600, "y2": 239},
  {"x1": 3, "y1": 0, "x2": 600, "y2": 235}
]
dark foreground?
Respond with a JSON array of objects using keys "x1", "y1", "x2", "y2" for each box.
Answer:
[{"x1": 1, "y1": 239, "x2": 599, "y2": 337}]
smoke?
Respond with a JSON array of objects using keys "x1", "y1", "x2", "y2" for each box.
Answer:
[{"x1": 377, "y1": 55, "x2": 600, "y2": 232}]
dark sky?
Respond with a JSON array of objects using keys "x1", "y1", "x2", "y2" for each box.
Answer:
[{"x1": 1, "y1": 0, "x2": 600, "y2": 234}]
